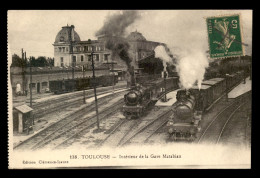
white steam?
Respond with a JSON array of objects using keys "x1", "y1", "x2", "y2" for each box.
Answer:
[
  {"x1": 154, "y1": 45, "x2": 172, "y2": 72},
  {"x1": 176, "y1": 50, "x2": 209, "y2": 89}
]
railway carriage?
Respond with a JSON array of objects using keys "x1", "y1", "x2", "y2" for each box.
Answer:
[
  {"x1": 189, "y1": 84, "x2": 213, "y2": 111},
  {"x1": 49, "y1": 75, "x2": 118, "y2": 94},
  {"x1": 64, "y1": 79, "x2": 76, "y2": 92},
  {"x1": 202, "y1": 80, "x2": 222, "y2": 101},
  {"x1": 167, "y1": 73, "x2": 246, "y2": 142},
  {"x1": 49, "y1": 80, "x2": 65, "y2": 94},
  {"x1": 210, "y1": 78, "x2": 226, "y2": 95},
  {"x1": 75, "y1": 77, "x2": 91, "y2": 90}
]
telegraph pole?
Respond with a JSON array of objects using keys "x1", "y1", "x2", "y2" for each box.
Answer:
[
  {"x1": 163, "y1": 71, "x2": 167, "y2": 102},
  {"x1": 68, "y1": 26, "x2": 74, "y2": 79},
  {"x1": 21, "y1": 48, "x2": 25, "y2": 95},
  {"x1": 82, "y1": 65, "x2": 86, "y2": 104},
  {"x1": 225, "y1": 74, "x2": 229, "y2": 102},
  {"x1": 29, "y1": 57, "x2": 33, "y2": 107},
  {"x1": 91, "y1": 47, "x2": 100, "y2": 130}
]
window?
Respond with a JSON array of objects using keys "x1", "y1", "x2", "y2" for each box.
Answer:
[
  {"x1": 72, "y1": 56, "x2": 76, "y2": 67},
  {"x1": 104, "y1": 54, "x2": 110, "y2": 61},
  {"x1": 81, "y1": 55, "x2": 84, "y2": 62},
  {"x1": 60, "y1": 57, "x2": 64, "y2": 67},
  {"x1": 66, "y1": 47, "x2": 68, "y2": 52},
  {"x1": 96, "y1": 54, "x2": 99, "y2": 61},
  {"x1": 88, "y1": 55, "x2": 91, "y2": 61},
  {"x1": 59, "y1": 47, "x2": 62, "y2": 52}
]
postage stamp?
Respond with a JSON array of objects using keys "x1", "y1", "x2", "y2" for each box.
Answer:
[
  {"x1": 206, "y1": 14, "x2": 244, "y2": 59},
  {"x1": 7, "y1": 10, "x2": 252, "y2": 169}
]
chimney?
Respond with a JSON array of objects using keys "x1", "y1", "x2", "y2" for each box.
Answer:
[
  {"x1": 21, "y1": 48, "x2": 24, "y2": 60},
  {"x1": 71, "y1": 25, "x2": 75, "y2": 41}
]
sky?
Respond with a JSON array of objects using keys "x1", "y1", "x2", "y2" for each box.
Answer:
[{"x1": 8, "y1": 10, "x2": 252, "y2": 58}]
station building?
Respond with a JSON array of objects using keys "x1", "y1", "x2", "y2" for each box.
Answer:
[
  {"x1": 53, "y1": 25, "x2": 164, "y2": 70},
  {"x1": 10, "y1": 25, "x2": 166, "y2": 95}
]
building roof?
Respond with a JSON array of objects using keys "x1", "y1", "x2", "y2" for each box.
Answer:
[
  {"x1": 14, "y1": 105, "x2": 33, "y2": 114},
  {"x1": 190, "y1": 84, "x2": 212, "y2": 90},
  {"x1": 202, "y1": 80, "x2": 219, "y2": 85},
  {"x1": 54, "y1": 25, "x2": 81, "y2": 43},
  {"x1": 10, "y1": 66, "x2": 109, "y2": 74},
  {"x1": 209, "y1": 78, "x2": 225, "y2": 82},
  {"x1": 127, "y1": 31, "x2": 146, "y2": 41}
]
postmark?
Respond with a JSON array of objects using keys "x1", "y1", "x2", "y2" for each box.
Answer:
[{"x1": 206, "y1": 14, "x2": 244, "y2": 59}]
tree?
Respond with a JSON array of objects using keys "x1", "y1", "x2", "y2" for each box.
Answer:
[
  {"x1": 11, "y1": 54, "x2": 27, "y2": 67},
  {"x1": 37, "y1": 56, "x2": 48, "y2": 67}
]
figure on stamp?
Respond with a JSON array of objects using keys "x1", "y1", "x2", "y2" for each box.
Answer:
[{"x1": 213, "y1": 18, "x2": 236, "y2": 54}]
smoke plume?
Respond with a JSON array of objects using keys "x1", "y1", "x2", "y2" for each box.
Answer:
[
  {"x1": 95, "y1": 10, "x2": 141, "y2": 84},
  {"x1": 176, "y1": 50, "x2": 209, "y2": 89},
  {"x1": 105, "y1": 37, "x2": 132, "y2": 70},
  {"x1": 154, "y1": 45, "x2": 173, "y2": 72},
  {"x1": 95, "y1": 10, "x2": 140, "y2": 86},
  {"x1": 95, "y1": 10, "x2": 140, "y2": 37}
]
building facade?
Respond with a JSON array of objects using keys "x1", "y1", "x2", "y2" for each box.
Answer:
[
  {"x1": 53, "y1": 25, "x2": 164, "y2": 70},
  {"x1": 10, "y1": 66, "x2": 109, "y2": 95}
]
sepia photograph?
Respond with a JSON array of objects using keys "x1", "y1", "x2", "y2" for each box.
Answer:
[{"x1": 7, "y1": 10, "x2": 252, "y2": 169}]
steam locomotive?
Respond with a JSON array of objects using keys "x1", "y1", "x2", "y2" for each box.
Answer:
[
  {"x1": 123, "y1": 76, "x2": 179, "y2": 119},
  {"x1": 166, "y1": 71, "x2": 245, "y2": 141}
]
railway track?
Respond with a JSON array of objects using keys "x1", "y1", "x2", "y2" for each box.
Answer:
[
  {"x1": 97, "y1": 119, "x2": 138, "y2": 148},
  {"x1": 97, "y1": 107, "x2": 172, "y2": 148},
  {"x1": 32, "y1": 84, "x2": 126, "y2": 109},
  {"x1": 197, "y1": 91, "x2": 251, "y2": 144},
  {"x1": 216, "y1": 99, "x2": 251, "y2": 145},
  {"x1": 14, "y1": 91, "x2": 126, "y2": 151},
  {"x1": 37, "y1": 99, "x2": 125, "y2": 150},
  {"x1": 119, "y1": 110, "x2": 172, "y2": 146},
  {"x1": 31, "y1": 87, "x2": 127, "y2": 119},
  {"x1": 96, "y1": 88, "x2": 179, "y2": 148}
]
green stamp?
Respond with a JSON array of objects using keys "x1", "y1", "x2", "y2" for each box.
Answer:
[{"x1": 206, "y1": 14, "x2": 244, "y2": 59}]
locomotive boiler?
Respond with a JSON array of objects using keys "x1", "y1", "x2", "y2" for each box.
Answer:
[
  {"x1": 123, "y1": 84, "x2": 152, "y2": 118},
  {"x1": 167, "y1": 89, "x2": 201, "y2": 141}
]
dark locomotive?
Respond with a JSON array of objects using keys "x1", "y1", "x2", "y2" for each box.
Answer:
[
  {"x1": 49, "y1": 75, "x2": 118, "y2": 94},
  {"x1": 123, "y1": 75, "x2": 179, "y2": 119},
  {"x1": 167, "y1": 71, "x2": 245, "y2": 141}
]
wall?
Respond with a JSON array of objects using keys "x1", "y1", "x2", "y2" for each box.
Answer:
[{"x1": 10, "y1": 69, "x2": 110, "y2": 94}]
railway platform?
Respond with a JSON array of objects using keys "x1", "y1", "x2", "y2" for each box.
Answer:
[
  {"x1": 12, "y1": 81, "x2": 127, "y2": 108},
  {"x1": 228, "y1": 77, "x2": 251, "y2": 98},
  {"x1": 155, "y1": 89, "x2": 180, "y2": 106}
]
